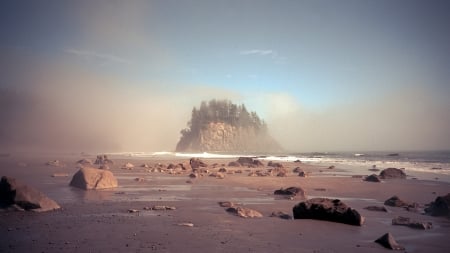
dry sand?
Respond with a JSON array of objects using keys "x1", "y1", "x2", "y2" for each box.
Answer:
[{"x1": 1, "y1": 154, "x2": 449, "y2": 252}]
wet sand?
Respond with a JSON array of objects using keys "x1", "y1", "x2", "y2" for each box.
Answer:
[{"x1": 1, "y1": 155, "x2": 449, "y2": 252}]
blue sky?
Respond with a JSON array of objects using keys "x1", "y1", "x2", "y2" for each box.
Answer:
[{"x1": 1, "y1": 0, "x2": 449, "y2": 152}]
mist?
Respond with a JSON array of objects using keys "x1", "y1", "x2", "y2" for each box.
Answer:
[
  {"x1": 0, "y1": 55, "x2": 239, "y2": 154},
  {"x1": 263, "y1": 90, "x2": 450, "y2": 152}
]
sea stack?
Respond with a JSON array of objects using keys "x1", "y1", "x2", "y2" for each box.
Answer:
[{"x1": 175, "y1": 99, "x2": 281, "y2": 152}]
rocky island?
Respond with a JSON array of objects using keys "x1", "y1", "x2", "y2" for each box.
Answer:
[{"x1": 176, "y1": 99, "x2": 281, "y2": 152}]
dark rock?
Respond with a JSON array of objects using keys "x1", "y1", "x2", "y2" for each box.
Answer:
[
  {"x1": 294, "y1": 160, "x2": 302, "y2": 163},
  {"x1": 226, "y1": 206, "x2": 263, "y2": 218},
  {"x1": 425, "y1": 193, "x2": 450, "y2": 217},
  {"x1": 94, "y1": 155, "x2": 114, "y2": 165},
  {"x1": 69, "y1": 167, "x2": 118, "y2": 190},
  {"x1": 293, "y1": 167, "x2": 302, "y2": 173},
  {"x1": 189, "y1": 158, "x2": 207, "y2": 169},
  {"x1": 374, "y1": 233, "x2": 405, "y2": 250},
  {"x1": 274, "y1": 187, "x2": 306, "y2": 199},
  {"x1": 0, "y1": 176, "x2": 60, "y2": 212},
  {"x1": 364, "y1": 174, "x2": 381, "y2": 182},
  {"x1": 387, "y1": 153, "x2": 399, "y2": 156},
  {"x1": 364, "y1": 206, "x2": 388, "y2": 212},
  {"x1": 328, "y1": 165, "x2": 335, "y2": 170},
  {"x1": 268, "y1": 161, "x2": 283, "y2": 168},
  {"x1": 298, "y1": 171, "x2": 309, "y2": 177},
  {"x1": 379, "y1": 168, "x2": 406, "y2": 179},
  {"x1": 292, "y1": 198, "x2": 364, "y2": 226},
  {"x1": 270, "y1": 211, "x2": 292, "y2": 220},
  {"x1": 252, "y1": 159, "x2": 264, "y2": 167},
  {"x1": 227, "y1": 161, "x2": 241, "y2": 167},
  {"x1": 392, "y1": 216, "x2": 432, "y2": 229},
  {"x1": 237, "y1": 157, "x2": 255, "y2": 166},
  {"x1": 384, "y1": 196, "x2": 410, "y2": 207}
]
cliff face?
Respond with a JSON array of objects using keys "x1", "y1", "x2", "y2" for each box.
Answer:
[{"x1": 175, "y1": 100, "x2": 281, "y2": 153}]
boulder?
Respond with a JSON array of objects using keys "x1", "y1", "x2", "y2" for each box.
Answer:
[
  {"x1": 392, "y1": 216, "x2": 432, "y2": 230},
  {"x1": 226, "y1": 206, "x2": 263, "y2": 218},
  {"x1": 218, "y1": 167, "x2": 227, "y2": 173},
  {"x1": 268, "y1": 161, "x2": 283, "y2": 168},
  {"x1": 364, "y1": 174, "x2": 381, "y2": 182},
  {"x1": 189, "y1": 158, "x2": 207, "y2": 169},
  {"x1": 227, "y1": 161, "x2": 241, "y2": 167},
  {"x1": 252, "y1": 160, "x2": 265, "y2": 167},
  {"x1": 379, "y1": 168, "x2": 406, "y2": 179},
  {"x1": 274, "y1": 187, "x2": 306, "y2": 199},
  {"x1": 218, "y1": 201, "x2": 235, "y2": 208},
  {"x1": 374, "y1": 233, "x2": 405, "y2": 250},
  {"x1": 237, "y1": 157, "x2": 255, "y2": 166},
  {"x1": 298, "y1": 171, "x2": 308, "y2": 177},
  {"x1": 292, "y1": 198, "x2": 364, "y2": 226},
  {"x1": 425, "y1": 193, "x2": 450, "y2": 217},
  {"x1": 384, "y1": 196, "x2": 410, "y2": 207},
  {"x1": 0, "y1": 176, "x2": 60, "y2": 212},
  {"x1": 69, "y1": 167, "x2": 118, "y2": 190}
]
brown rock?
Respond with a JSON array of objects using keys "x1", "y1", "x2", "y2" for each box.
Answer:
[
  {"x1": 292, "y1": 198, "x2": 364, "y2": 226},
  {"x1": 0, "y1": 176, "x2": 60, "y2": 212},
  {"x1": 226, "y1": 206, "x2": 263, "y2": 218},
  {"x1": 425, "y1": 193, "x2": 450, "y2": 217},
  {"x1": 379, "y1": 168, "x2": 406, "y2": 179},
  {"x1": 392, "y1": 216, "x2": 432, "y2": 229},
  {"x1": 374, "y1": 233, "x2": 405, "y2": 250},
  {"x1": 384, "y1": 196, "x2": 410, "y2": 207},
  {"x1": 364, "y1": 174, "x2": 381, "y2": 182},
  {"x1": 227, "y1": 161, "x2": 241, "y2": 167},
  {"x1": 268, "y1": 161, "x2": 283, "y2": 168},
  {"x1": 270, "y1": 211, "x2": 292, "y2": 220},
  {"x1": 69, "y1": 167, "x2": 118, "y2": 190},
  {"x1": 189, "y1": 158, "x2": 207, "y2": 169},
  {"x1": 274, "y1": 187, "x2": 306, "y2": 199}
]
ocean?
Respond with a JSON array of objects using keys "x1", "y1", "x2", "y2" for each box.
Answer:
[{"x1": 110, "y1": 150, "x2": 450, "y2": 182}]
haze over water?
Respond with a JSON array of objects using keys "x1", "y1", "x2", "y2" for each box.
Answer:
[{"x1": 1, "y1": 0, "x2": 449, "y2": 154}]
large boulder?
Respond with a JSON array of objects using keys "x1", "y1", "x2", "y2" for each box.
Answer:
[
  {"x1": 69, "y1": 167, "x2": 118, "y2": 190},
  {"x1": 292, "y1": 198, "x2": 364, "y2": 226},
  {"x1": 0, "y1": 176, "x2": 60, "y2": 212},
  {"x1": 425, "y1": 193, "x2": 450, "y2": 217},
  {"x1": 379, "y1": 168, "x2": 406, "y2": 179}
]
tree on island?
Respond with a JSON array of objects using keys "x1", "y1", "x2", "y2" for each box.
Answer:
[{"x1": 176, "y1": 99, "x2": 279, "y2": 152}]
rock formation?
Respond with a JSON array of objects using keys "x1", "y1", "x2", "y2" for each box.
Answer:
[
  {"x1": 379, "y1": 168, "x2": 406, "y2": 179},
  {"x1": 175, "y1": 99, "x2": 281, "y2": 152},
  {"x1": 425, "y1": 193, "x2": 450, "y2": 217},
  {"x1": 69, "y1": 167, "x2": 118, "y2": 190},
  {"x1": 292, "y1": 198, "x2": 364, "y2": 226},
  {"x1": 374, "y1": 233, "x2": 405, "y2": 250},
  {"x1": 0, "y1": 176, "x2": 60, "y2": 212}
]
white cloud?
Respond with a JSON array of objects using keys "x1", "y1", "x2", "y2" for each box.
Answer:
[
  {"x1": 240, "y1": 49, "x2": 276, "y2": 56},
  {"x1": 64, "y1": 48, "x2": 132, "y2": 65}
]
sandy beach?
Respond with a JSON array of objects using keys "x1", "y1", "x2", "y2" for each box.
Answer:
[{"x1": 1, "y1": 154, "x2": 449, "y2": 253}]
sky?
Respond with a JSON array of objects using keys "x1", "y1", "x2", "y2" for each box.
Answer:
[{"x1": 1, "y1": 0, "x2": 449, "y2": 153}]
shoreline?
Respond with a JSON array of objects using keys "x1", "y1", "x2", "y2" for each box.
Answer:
[{"x1": 1, "y1": 154, "x2": 449, "y2": 252}]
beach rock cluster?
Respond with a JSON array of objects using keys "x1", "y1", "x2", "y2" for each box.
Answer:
[
  {"x1": 69, "y1": 167, "x2": 118, "y2": 190},
  {"x1": 0, "y1": 176, "x2": 60, "y2": 212},
  {"x1": 292, "y1": 198, "x2": 364, "y2": 226}
]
